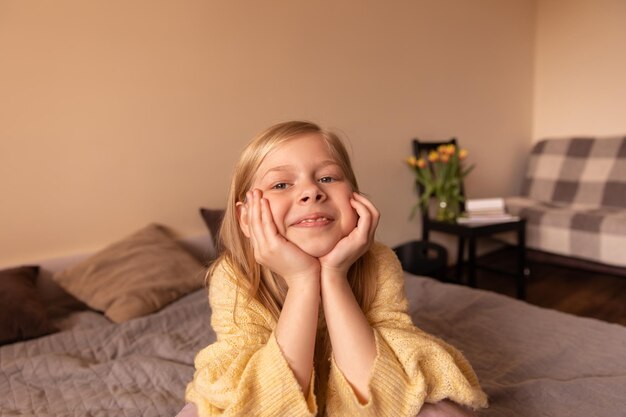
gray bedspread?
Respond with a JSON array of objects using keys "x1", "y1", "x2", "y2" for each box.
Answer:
[
  {"x1": 1, "y1": 275, "x2": 625, "y2": 416},
  {"x1": 0, "y1": 289, "x2": 214, "y2": 417}
]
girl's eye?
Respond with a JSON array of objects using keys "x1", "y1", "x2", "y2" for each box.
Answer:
[
  {"x1": 272, "y1": 182, "x2": 288, "y2": 190},
  {"x1": 319, "y1": 176, "x2": 335, "y2": 183}
]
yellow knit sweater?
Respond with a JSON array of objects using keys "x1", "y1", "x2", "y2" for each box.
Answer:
[{"x1": 185, "y1": 242, "x2": 488, "y2": 416}]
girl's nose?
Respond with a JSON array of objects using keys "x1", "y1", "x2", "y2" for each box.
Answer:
[{"x1": 299, "y1": 183, "x2": 326, "y2": 203}]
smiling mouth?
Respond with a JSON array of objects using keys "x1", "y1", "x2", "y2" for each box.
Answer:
[
  {"x1": 292, "y1": 216, "x2": 334, "y2": 227},
  {"x1": 298, "y1": 216, "x2": 329, "y2": 223}
]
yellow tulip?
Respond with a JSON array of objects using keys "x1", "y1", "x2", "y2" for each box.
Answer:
[
  {"x1": 406, "y1": 156, "x2": 418, "y2": 167},
  {"x1": 428, "y1": 151, "x2": 439, "y2": 162},
  {"x1": 459, "y1": 149, "x2": 468, "y2": 160},
  {"x1": 440, "y1": 153, "x2": 450, "y2": 163},
  {"x1": 417, "y1": 158, "x2": 427, "y2": 169}
]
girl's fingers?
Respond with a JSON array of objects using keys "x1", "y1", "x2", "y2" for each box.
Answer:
[
  {"x1": 248, "y1": 190, "x2": 266, "y2": 249},
  {"x1": 353, "y1": 192, "x2": 380, "y2": 221},
  {"x1": 350, "y1": 197, "x2": 372, "y2": 242},
  {"x1": 245, "y1": 191, "x2": 257, "y2": 246},
  {"x1": 260, "y1": 197, "x2": 279, "y2": 237},
  {"x1": 353, "y1": 192, "x2": 380, "y2": 241},
  {"x1": 250, "y1": 189, "x2": 286, "y2": 264}
]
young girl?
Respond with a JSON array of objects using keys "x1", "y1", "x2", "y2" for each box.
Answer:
[{"x1": 182, "y1": 121, "x2": 488, "y2": 417}]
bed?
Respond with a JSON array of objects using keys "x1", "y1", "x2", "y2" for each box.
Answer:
[{"x1": 2, "y1": 223, "x2": 625, "y2": 417}]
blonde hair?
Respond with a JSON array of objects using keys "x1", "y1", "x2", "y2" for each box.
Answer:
[{"x1": 209, "y1": 121, "x2": 377, "y2": 399}]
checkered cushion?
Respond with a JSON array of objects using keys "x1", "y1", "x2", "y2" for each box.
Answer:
[
  {"x1": 521, "y1": 137, "x2": 626, "y2": 208},
  {"x1": 504, "y1": 196, "x2": 626, "y2": 267},
  {"x1": 503, "y1": 136, "x2": 626, "y2": 267}
]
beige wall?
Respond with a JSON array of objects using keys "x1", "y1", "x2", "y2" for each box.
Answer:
[
  {"x1": 534, "y1": 0, "x2": 626, "y2": 140},
  {"x1": 0, "y1": 0, "x2": 535, "y2": 267}
]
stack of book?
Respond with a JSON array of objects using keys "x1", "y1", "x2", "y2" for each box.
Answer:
[{"x1": 457, "y1": 198, "x2": 519, "y2": 224}]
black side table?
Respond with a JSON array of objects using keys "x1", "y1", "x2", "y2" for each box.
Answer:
[{"x1": 423, "y1": 218, "x2": 529, "y2": 299}]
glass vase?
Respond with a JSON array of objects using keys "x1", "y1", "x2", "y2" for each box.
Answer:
[{"x1": 435, "y1": 196, "x2": 460, "y2": 222}]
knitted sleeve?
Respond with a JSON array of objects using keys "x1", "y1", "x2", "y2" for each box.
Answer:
[
  {"x1": 325, "y1": 243, "x2": 488, "y2": 416},
  {"x1": 185, "y1": 261, "x2": 317, "y2": 417}
]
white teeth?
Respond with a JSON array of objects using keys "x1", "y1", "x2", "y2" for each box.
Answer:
[{"x1": 300, "y1": 217, "x2": 328, "y2": 224}]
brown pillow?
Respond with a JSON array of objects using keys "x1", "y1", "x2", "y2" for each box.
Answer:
[
  {"x1": 0, "y1": 266, "x2": 57, "y2": 345},
  {"x1": 199, "y1": 208, "x2": 224, "y2": 251},
  {"x1": 52, "y1": 224, "x2": 204, "y2": 323}
]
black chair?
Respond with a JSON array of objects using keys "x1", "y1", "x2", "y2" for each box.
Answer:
[
  {"x1": 393, "y1": 240, "x2": 448, "y2": 281},
  {"x1": 411, "y1": 137, "x2": 529, "y2": 299}
]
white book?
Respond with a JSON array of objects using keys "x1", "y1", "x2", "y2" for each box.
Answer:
[
  {"x1": 457, "y1": 215, "x2": 520, "y2": 225},
  {"x1": 466, "y1": 198, "x2": 505, "y2": 212},
  {"x1": 466, "y1": 208, "x2": 507, "y2": 216}
]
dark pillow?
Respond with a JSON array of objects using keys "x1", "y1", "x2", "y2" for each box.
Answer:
[
  {"x1": 0, "y1": 266, "x2": 57, "y2": 345},
  {"x1": 199, "y1": 208, "x2": 225, "y2": 248},
  {"x1": 37, "y1": 269, "x2": 89, "y2": 319}
]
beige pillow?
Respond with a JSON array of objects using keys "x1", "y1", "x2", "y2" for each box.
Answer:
[{"x1": 53, "y1": 224, "x2": 205, "y2": 323}]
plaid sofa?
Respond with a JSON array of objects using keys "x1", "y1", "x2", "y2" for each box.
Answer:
[{"x1": 503, "y1": 136, "x2": 626, "y2": 267}]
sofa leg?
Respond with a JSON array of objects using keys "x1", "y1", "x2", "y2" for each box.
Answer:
[{"x1": 517, "y1": 225, "x2": 527, "y2": 299}]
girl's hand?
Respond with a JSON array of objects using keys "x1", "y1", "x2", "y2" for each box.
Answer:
[
  {"x1": 245, "y1": 189, "x2": 321, "y2": 289},
  {"x1": 319, "y1": 192, "x2": 380, "y2": 277}
]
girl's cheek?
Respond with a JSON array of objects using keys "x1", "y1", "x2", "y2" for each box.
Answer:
[
  {"x1": 341, "y1": 193, "x2": 358, "y2": 228},
  {"x1": 350, "y1": 210, "x2": 359, "y2": 229},
  {"x1": 346, "y1": 204, "x2": 359, "y2": 229}
]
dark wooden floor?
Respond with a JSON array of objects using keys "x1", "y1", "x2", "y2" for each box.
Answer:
[{"x1": 454, "y1": 247, "x2": 626, "y2": 326}]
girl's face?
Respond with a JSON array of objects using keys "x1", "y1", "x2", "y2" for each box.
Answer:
[{"x1": 239, "y1": 133, "x2": 358, "y2": 257}]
